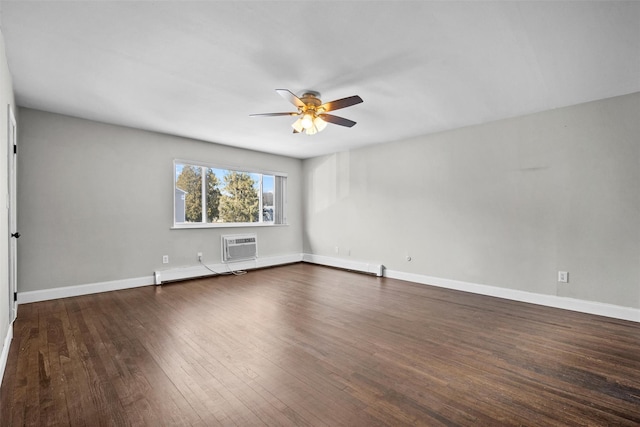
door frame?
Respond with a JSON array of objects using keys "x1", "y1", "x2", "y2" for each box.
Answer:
[{"x1": 7, "y1": 104, "x2": 17, "y2": 323}]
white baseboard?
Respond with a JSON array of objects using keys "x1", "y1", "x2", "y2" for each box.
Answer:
[
  {"x1": 18, "y1": 276, "x2": 154, "y2": 304},
  {"x1": 302, "y1": 253, "x2": 383, "y2": 276},
  {"x1": 301, "y1": 254, "x2": 638, "y2": 323},
  {"x1": 155, "y1": 253, "x2": 303, "y2": 283},
  {"x1": 18, "y1": 254, "x2": 303, "y2": 303},
  {"x1": 0, "y1": 322, "x2": 14, "y2": 387},
  {"x1": 385, "y1": 269, "x2": 640, "y2": 323},
  {"x1": 16, "y1": 254, "x2": 302, "y2": 305},
  {"x1": 15, "y1": 252, "x2": 639, "y2": 324}
]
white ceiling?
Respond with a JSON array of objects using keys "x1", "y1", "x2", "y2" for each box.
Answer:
[{"x1": 1, "y1": 1, "x2": 639, "y2": 159}]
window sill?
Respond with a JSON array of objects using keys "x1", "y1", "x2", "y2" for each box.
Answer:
[{"x1": 171, "y1": 222, "x2": 288, "y2": 230}]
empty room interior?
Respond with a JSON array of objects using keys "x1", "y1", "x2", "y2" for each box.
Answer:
[{"x1": 0, "y1": 1, "x2": 639, "y2": 425}]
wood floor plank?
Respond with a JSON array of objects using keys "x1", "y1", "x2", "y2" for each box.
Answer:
[{"x1": 2, "y1": 263, "x2": 640, "y2": 426}]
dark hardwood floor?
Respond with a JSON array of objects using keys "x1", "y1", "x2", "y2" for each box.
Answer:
[{"x1": 1, "y1": 263, "x2": 639, "y2": 426}]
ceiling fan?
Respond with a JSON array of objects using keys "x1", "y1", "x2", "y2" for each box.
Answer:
[{"x1": 250, "y1": 89, "x2": 363, "y2": 135}]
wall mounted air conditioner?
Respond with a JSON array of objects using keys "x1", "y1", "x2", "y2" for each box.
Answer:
[{"x1": 222, "y1": 234, "x2": 257, "y2": 262}]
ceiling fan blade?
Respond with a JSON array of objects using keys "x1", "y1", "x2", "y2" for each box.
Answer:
[
  {"x1": 276, "y1": 89, "x2": 305, "y2": 108},
  {"x1": 319, "y1": 113, "x2": 357, "y2": 128},
  {"x1": 249, "y1": 112, "x2": 299, "y2": 117},
  {"x1": 320, "y1": 95, "x2": 363, "y2": 112}
]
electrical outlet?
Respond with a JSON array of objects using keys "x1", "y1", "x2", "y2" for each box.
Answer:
[
  {"x1": 162, "y1": 255, "x2": 169, "y2": 264},
  {"x1": 197, "y1": 252, "x2": 203, "y2": 262},
  {"x1": 558, "y1": 271, "x2": 568, "y2": 283},
  {"x1": 334, "y1": 246, "x2": 339, "y2": 254}
]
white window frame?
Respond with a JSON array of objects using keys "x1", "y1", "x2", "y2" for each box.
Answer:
[{"x1": 172, "y1": 159, "x2": 287, "y2": 229}]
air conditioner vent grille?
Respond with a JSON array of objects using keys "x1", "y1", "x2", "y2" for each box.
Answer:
[{"x1": 222, "y1": 234, "x2": 257, "y2": 262}]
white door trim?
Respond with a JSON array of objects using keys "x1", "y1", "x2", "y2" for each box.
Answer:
[{"x1": 7, "y1": 105, "x2": 17, "y2": 323}]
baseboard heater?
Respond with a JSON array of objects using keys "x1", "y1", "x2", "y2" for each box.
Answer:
[
  {"x1": 153, "y1": 253, "x2": 303, "y2": 285},
  {"x1": 302, "y1": 254, "x2": 384, "y2": 277},
  {"x1": 222, "y1": 234, "x2": 257, "y2": 262}
]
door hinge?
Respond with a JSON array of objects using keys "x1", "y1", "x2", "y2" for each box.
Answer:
[{"x1": 13, "y1": 292, "x2": 17, "y2": 302}]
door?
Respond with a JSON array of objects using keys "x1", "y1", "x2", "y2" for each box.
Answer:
[{"x1": 8, "y1": 105, "x2": 17, "y2": 323}]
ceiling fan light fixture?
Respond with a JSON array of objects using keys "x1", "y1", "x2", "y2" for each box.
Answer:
[
  {"x1": 301, "y1": 112, "x2": 314, "y2": 130},
  {"x1": 292, "y1": 117, "x2": 304, "y2": 133},
  {"x1": 314, "y1": 116, "x2": 328, "y2": 131}
]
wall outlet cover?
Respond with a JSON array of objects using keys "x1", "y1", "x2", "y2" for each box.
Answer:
[{"x1": 558, "y1": 271, "x2": 569, "y2": 283}]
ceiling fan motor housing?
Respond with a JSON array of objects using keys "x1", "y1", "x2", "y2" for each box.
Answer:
[{"x1": 300, "y1": 92, "x2": 322, "y2": 111}]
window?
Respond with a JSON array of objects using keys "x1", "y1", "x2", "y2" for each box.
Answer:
[{"x1": 174, "y1": 161, "x2": 287, "y2": 227}]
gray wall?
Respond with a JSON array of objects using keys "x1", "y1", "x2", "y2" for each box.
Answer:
[
  {"x1": 17, "y1": 108, "x2": 303, "y2": 292},
  {"x1": 14, "y1": 93, "x2": 640, "y2": 311},
  {"x1": 303, "y1": 92, "x2": 640, "y2": 309},
  {"x1": 0, "y1": 28, "x2": 16, "y2": 361}
]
